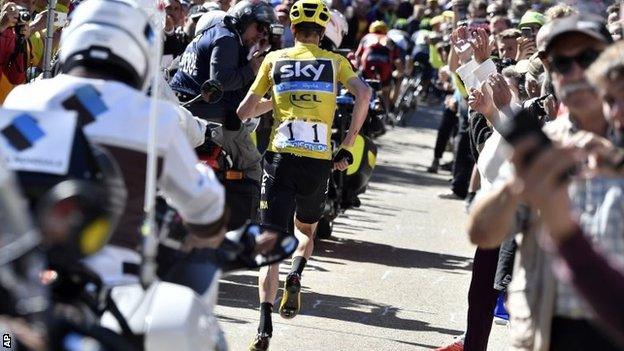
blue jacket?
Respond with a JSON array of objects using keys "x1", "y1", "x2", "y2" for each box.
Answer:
[{"x1": 170, "y1": 22, "x2": 256, "y2": 115}]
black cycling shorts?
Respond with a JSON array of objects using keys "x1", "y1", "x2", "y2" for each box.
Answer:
[{"x1": 260, "y1": 151, "x2": 331, "y2": 232}]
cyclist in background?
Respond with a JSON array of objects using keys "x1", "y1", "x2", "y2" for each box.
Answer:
[{"x1": 355, "y1": 20, "x2": 403, "y2": 113}]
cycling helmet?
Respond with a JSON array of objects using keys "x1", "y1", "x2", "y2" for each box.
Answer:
[
  {"x1": 369, "y1": 20, "x2": 389, "y2": 34},
  {"x1": 228, "y1": 0, "x2": 277, "y2": 35},
  {"x1": 290, "y1": 0, "x2": 331, "y2": 28},
  {"x1": 324, "y1": 10, "x2": 348, "y2": 47},
  {"x1": 60, "y1": 0, "x2": 155, "y2": 91}
]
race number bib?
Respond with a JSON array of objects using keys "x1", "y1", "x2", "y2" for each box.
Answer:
[
  {"x1": 273, "y1": 120, "x2": 328, "y2": 153},
  {"x1": 0, "y1": 109, "x2": 77, "y2": 175}
]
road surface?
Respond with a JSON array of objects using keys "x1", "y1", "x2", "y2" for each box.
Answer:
[{"x1": 214, "y1": 104, "x2": 508, "y2": 350}]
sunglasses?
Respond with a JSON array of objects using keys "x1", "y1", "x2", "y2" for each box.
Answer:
[{"x1": 549, "y1": 49, "x2": 601, "y2": 74}]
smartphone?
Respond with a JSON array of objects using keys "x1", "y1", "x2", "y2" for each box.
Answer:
[{"x1": 520, "y1": 27, "x2": 534, "y2": 39}]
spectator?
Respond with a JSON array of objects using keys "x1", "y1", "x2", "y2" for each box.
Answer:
[
  {"x1": 496, "y1": 29, "x2": 520, "y2": 61},
  {"x1": 342, "y1": 0, "x2": 369, "y2": 49},
  {"x1": 275, "y1": 3, "x2": 294, "y2": 47},
  {"x1": 489, "y1": 15, "x2": 510, "y2": 38},
  {"x1": 467, "y1": 0, "x2": 487, "y2": 20},
  {"x1": 468, "y1": 14, "x2": 617, "y2": 350},
  {"x1": 509, "y1": 0, "x2": 528, "y2": 26},
  {"x1": 609, "y1": 21, "x2": 622, "y2": 41},
  {"x1": 0, "y1": 2, "x2": 28, "y2": 103},
  {"x1": 544, "y1": 3, "x2": 577, "y2": 22},
  {"x1": 367, "y1": 0, "x2": 397, "y2": 28},
  {"x1": 486, "y1": 1, "x2": 506, "y2": 19},
  {"x1": 162, "y1": 0, "x2": 189, "y2": 67}
]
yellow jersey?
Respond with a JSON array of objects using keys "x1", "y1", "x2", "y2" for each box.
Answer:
[{"x1": 250, "y1": 42, "x2": 358, "y2": 160}]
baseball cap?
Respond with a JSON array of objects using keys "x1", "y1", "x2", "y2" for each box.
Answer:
[
  {"x1": 518, "y1": 11, "x2": 545, "y2": 28},
  {"x1": 536, "y1": 14, "x2": 612, "y2": 56}
]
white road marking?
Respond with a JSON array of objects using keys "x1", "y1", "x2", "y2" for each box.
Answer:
[{"x1": 313, "y1": 299, "x2": 322, "y2": 309}]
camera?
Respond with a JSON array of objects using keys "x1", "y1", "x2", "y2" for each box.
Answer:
[
  {"x1": 15, "y1": 6, "x2": 31, "y2": 26},
  {"x1": 499, "y1": 106, "x2": 551, "y2": 166}
]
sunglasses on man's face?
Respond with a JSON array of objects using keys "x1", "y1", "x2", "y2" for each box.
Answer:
[{"x1": 549, "y1": 49, "x2": 601, "y2": 74}]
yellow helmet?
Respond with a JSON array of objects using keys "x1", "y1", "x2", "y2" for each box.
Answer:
[
  {"x1": 290, "y1": 0, "x2": 331, "y2": 27},
  {"x1": 369, "y1": 20, "x2": 388, "y2": 34}
]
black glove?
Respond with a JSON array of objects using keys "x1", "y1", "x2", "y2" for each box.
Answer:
[{"x1": 333, "y1": 148, "x2": 354, "y2": 165}]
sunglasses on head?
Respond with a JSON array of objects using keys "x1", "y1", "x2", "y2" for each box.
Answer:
[{"x1": 549, "y1": 49, "x2": 601, "y2": 74}]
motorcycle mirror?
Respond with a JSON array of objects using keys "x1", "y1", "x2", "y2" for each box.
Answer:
[
  {"x1": 200, "y1": 79, "x2": 223, "y2": 104},
  {"x1": 216, "y1": 222, "x2": 297, "y2": 272}
]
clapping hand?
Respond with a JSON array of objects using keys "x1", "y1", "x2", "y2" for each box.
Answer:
[
  {"x1": 487, "y1": 73, "x2": 512, "y2": 109},
  {"x1": 468, "y1": 83, "x2": 494, "y2": 118},
  {"x1": 470, "y1": 28, "x2": 492, "y2": 64},
  {"x1": 451, "y1": 26, "x2": 473, "y2": 64}
]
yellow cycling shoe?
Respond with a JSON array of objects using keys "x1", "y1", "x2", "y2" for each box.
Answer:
[
  {"x1": 278, "y1": 273, "x2": 301, "y2": 319},
  {"x1": 249, "y1": 332, "x2": 270, "y2": 351}
]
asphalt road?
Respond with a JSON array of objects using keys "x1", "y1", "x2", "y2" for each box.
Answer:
[{"x1": 214, "y1": 105, "x2": 508, "y2": 350}]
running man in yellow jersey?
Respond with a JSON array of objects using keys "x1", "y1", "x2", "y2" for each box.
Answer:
[{"x1": 238, "y1": 0, "x2": 371, "y2": 349}]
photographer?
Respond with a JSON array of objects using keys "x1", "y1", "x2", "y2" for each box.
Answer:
[
  {"x1": 0, "y1": 2, "x2": 27, "y2": 93},
  {"x1": 170, "y1": 0, "x2": 278, "y2": 230},
  {"x1": 510, "y1": 40, "x2": 624, "y2": 345}
]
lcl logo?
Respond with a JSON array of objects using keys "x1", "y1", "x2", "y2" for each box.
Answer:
[{"x1": 290, "y1": 93, "x2": 321, "y2": 109}]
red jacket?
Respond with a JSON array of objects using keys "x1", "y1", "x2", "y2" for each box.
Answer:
[{"x1": 0, "y1": 28, "x2": 27, "y2": 85}]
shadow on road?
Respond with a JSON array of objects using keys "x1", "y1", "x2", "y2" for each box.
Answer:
[
  {"x1": 370, "y1": 162, "x2": 451, "y2": 188},
  {"x1": 403, "y1": 102, "x2": 444, "y2": 130},
  {"x1": 315, "y1": 236, "x2": 472, "y2": 272},
  {"x1": 218, "y1": 273, "x2": 464, "y2": 337}
]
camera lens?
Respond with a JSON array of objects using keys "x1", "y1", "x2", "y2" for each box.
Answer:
[{"x1": 17, "y1": 8, "x2": 31, "y2": 24}]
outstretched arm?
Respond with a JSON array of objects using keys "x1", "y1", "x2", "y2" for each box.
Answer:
[{"x1": 237, "y1": 93, "x2": 273, "y2": 120}]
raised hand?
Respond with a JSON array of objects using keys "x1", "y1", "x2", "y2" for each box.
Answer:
[
  {"x1": 468, "y1": 84, "x2": 494, "y2": 118},
  {"x1": 451, "y1": 26, "x2": 473, "y2": 64},
  {"x1": 470, "y1": 28, "x2": 491, "y2": 64},
  {"x1": 515, "y1": 37, "x2": 536, "y2": 61},
  {"x1": 0, "y1": 2, "x2": 18, "y2": 32},
  {"x1": 487, "y1": 73, "x2": 512, "y2": 109}
]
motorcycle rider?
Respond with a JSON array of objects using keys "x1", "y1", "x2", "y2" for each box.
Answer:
[
  {"x1": 237, "y1": 0, "x2": 371, "y2": 348},
  {"x1": 170, "y1": 0, "x2": 278, "y2": 230},
  {"x1": 3, "y1": 0, "x2": 227, "y2": 286}
]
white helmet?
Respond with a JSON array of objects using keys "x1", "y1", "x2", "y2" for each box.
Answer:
[
  {"x1": 324, "y1": 10, "x2": 348, "y2": 48},
  {"x1": 60, "y1": 0, "x2": 156, "y2": 91}
]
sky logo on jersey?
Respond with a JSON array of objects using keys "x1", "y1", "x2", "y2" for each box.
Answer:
[
  {"x1": 1, "y1": 114, "x2": 45, "y2": 151},
  {"x1": 62, "y1": 85, "x2": 108, "y2": 127},
  {"x1": 274, "y1": 59, "x2": 334, "y2": 93}
]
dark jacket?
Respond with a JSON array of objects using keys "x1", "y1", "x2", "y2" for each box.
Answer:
[{"x1": 170, "y1": 22, "x2": 255, "y2": 118}]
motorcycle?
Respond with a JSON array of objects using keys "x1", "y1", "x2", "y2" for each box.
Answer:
[{"x1": 316, "y1": 82, "x2": 379, "y2": 239}]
